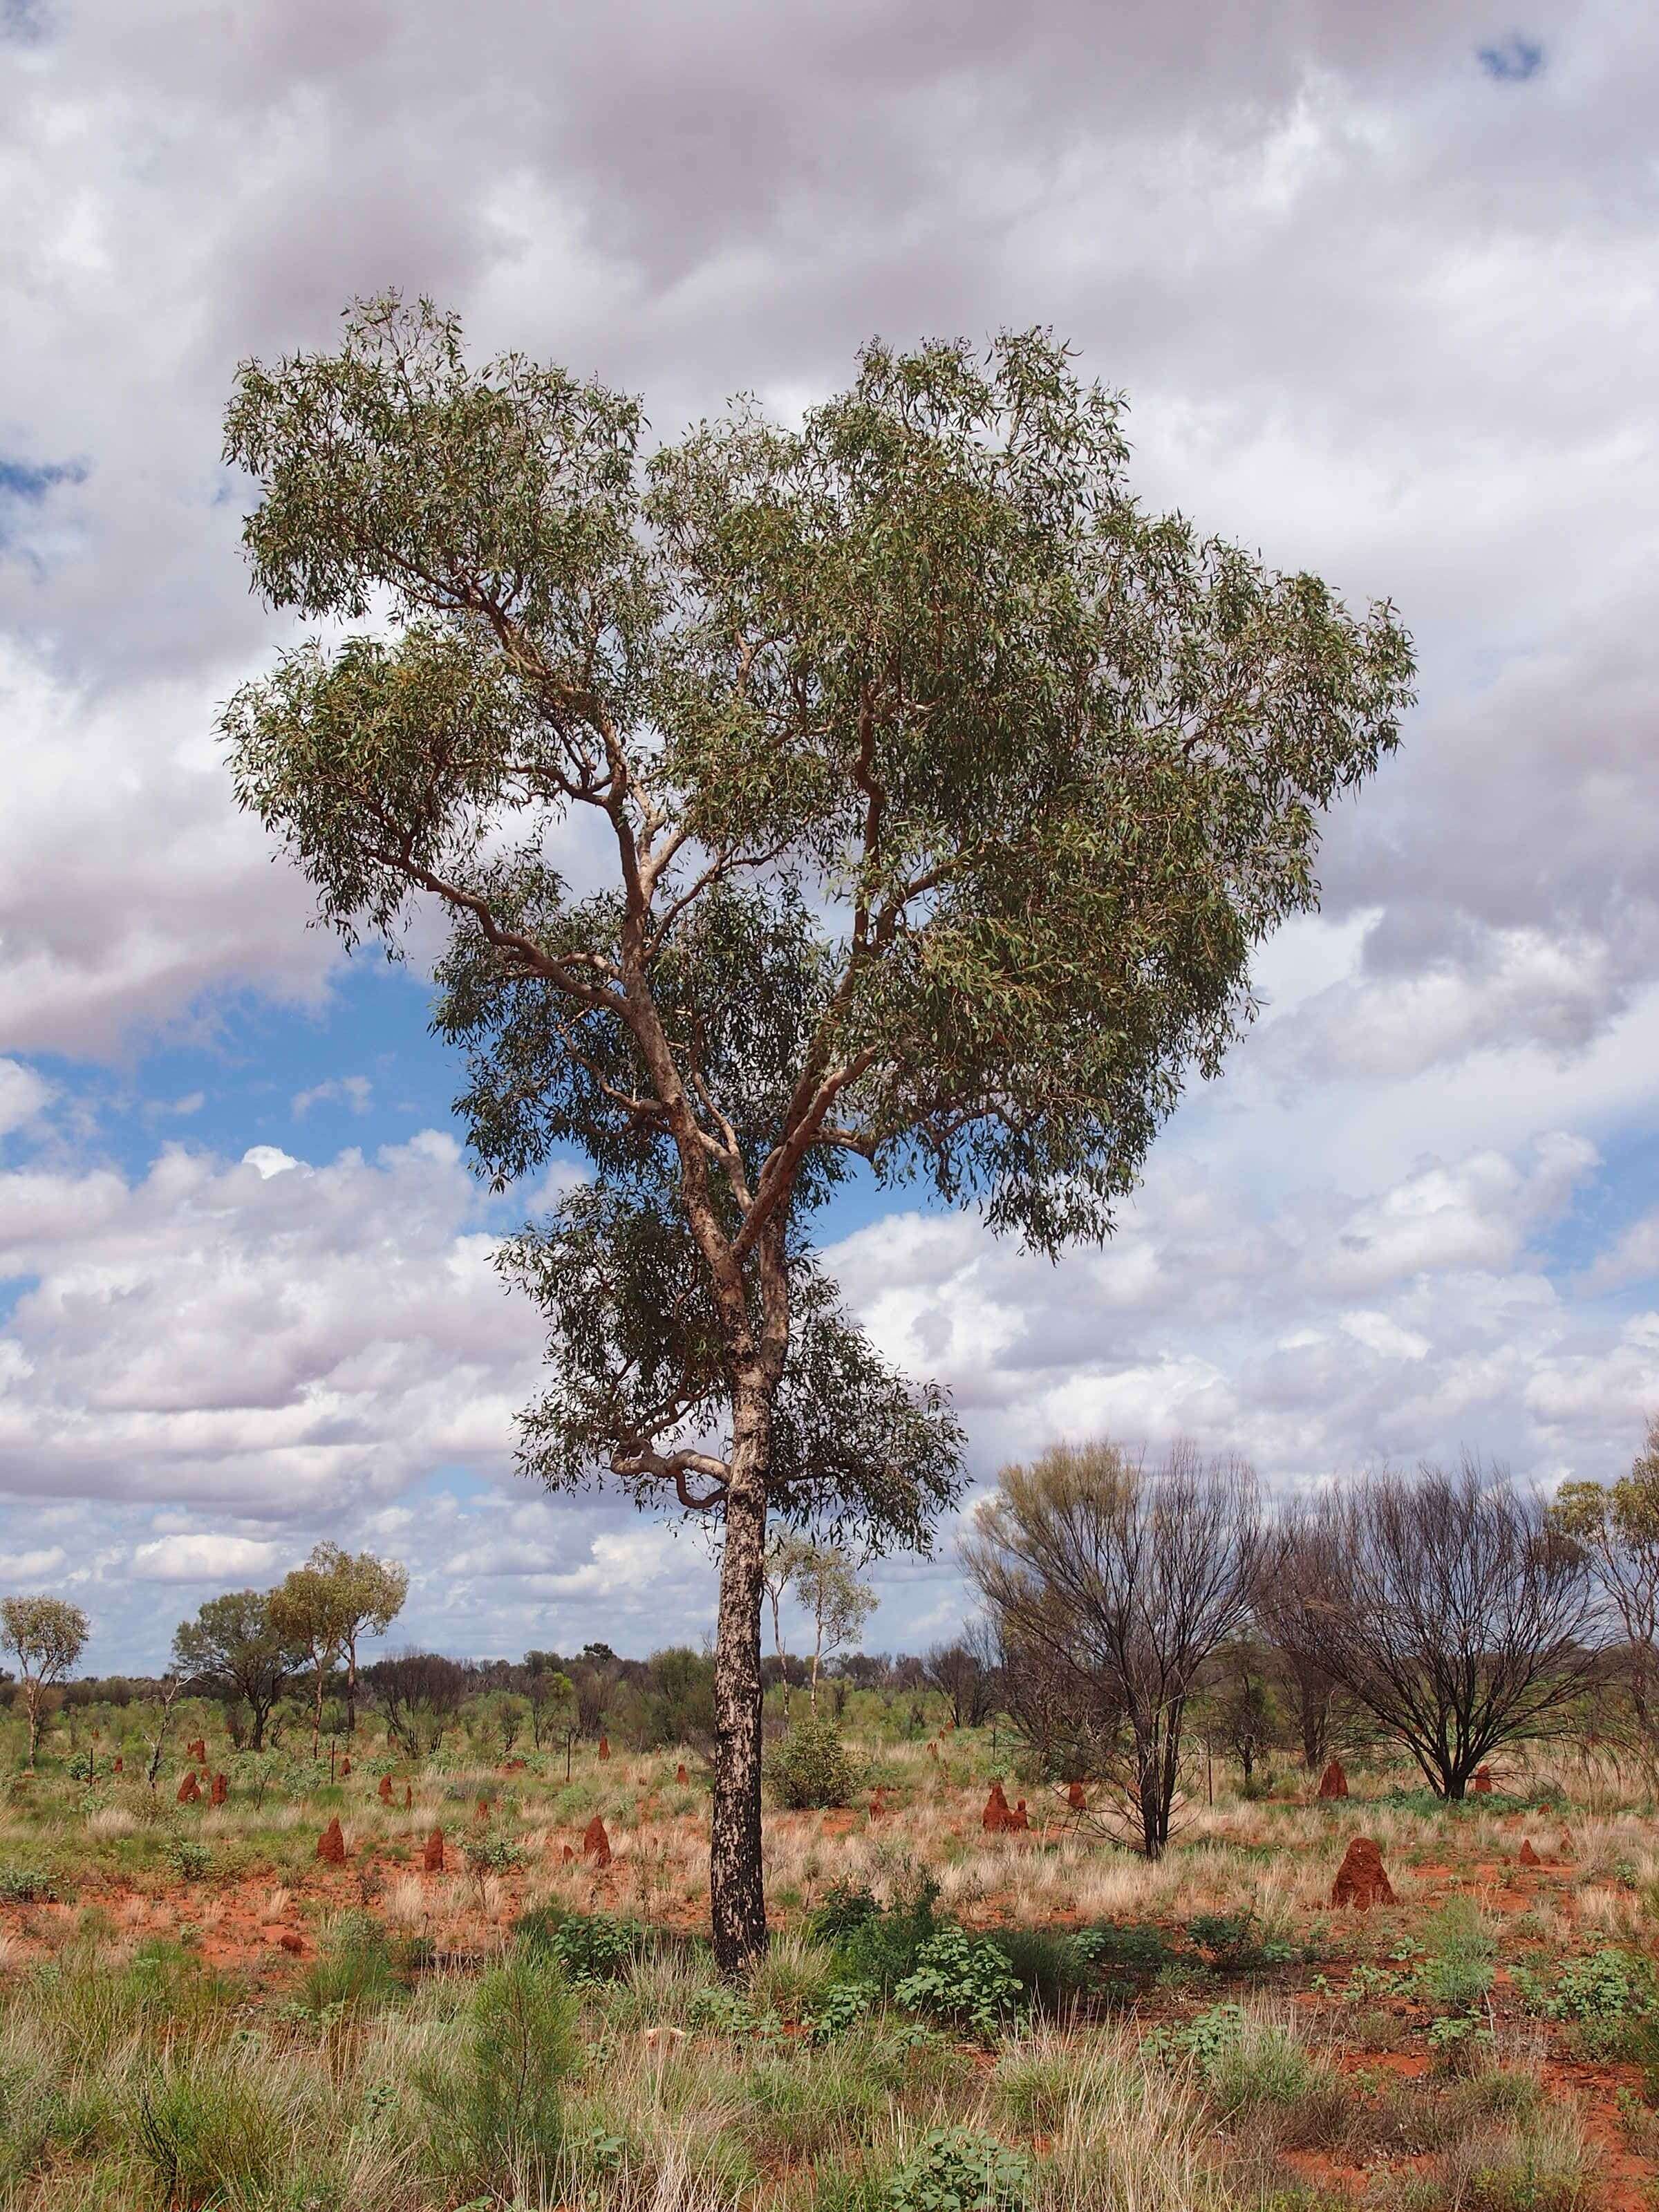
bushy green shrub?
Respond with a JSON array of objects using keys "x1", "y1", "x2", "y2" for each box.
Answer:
[
  {"x1": 766, "y1": 1714, "x2": 858, "y2": 1808},
  {"x1": 895, "y1": 1928, "x2": 1026, "y2": 2042},
  {"x1": 830, "y1": 1868, "x2": 941, "y2": 1993},
  {"x1": 1070, "y1": 1920, "x2": 1173, "y2": 1977},
  {"x1": 807, "y1": 1878, "x2": 881, "y2": 1942},
  {"x1": 514, "y1": 1904, "x2": 644, "y2": 1984},
  {"x1": 988, "y1": 1927, "x2": 1097, "y2": 2014},
  {"x1": 165, "y1": 1837, "x2": 212, "y2": 1882}
]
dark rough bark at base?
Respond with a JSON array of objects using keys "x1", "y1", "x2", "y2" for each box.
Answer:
[{"x1": 710, "y1": 1449, "x2": 770, "y2": 1975}]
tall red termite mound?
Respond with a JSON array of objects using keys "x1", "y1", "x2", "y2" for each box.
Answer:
[
  {"x1": 423, "y1": 1828, "x2": 444, "y2": 1873},
  {"x1": 1317, "y1": 1760, "x2": 1348, "y2": 1799},
  {"x1": 981, "y1": 1782, "x2": 1013, "y2": 1833},
  {"x1": 582, "y1": 1815, "x2": 612, "y2": 1868},
  {"x1": 176, "y1": 1771, "x2": 200, "y2": 1805},
  {"x1": 317, "y1": 1817, "x2": 347, "y2": 1866},
  {"x1": 1330, "y1": 1836, "x2": 1394, "y2": 1909}
]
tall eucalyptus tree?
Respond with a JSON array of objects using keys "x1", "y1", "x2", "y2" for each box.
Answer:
[{"x1": 221, "y1": 298, "x2": 1413, "y2": 1965}]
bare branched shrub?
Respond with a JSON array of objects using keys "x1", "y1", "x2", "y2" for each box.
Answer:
[
  {"x1": 964, "y1": 1438, "x2": 1265, "y2": 1855},
  {"x1": 1267, "y1": 1456, "x2": 1597, "y2": 1798}
]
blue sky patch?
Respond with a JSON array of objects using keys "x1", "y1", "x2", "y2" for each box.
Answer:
[{"x1": 1477, "y1": 34, "x2": 1544, "y2": 82}]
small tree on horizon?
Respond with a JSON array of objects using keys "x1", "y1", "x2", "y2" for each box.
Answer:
[
  {"x1": 302, "y1": 1544, "x2": 409, "y2": 1735},
  {"x1": 171, "y1": 1590, "x2": 290, "y2": 1751},
  {"x1": 221, "y1": 297, "x2": 1413, "y2": 1966},
  {"x1": 268, "y1": 1560, "x2": 354, "y2": 1761},
  {"x1": 1550, "y1": 1415, "x2": 1659, "y2": 1755},
  {"x1": 1, "y1": 1595, "x2": 90, "y2": 1768}
]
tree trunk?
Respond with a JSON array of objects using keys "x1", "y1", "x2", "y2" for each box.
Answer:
[
  {"x1": 346, "y1": 1638, "x2": 359, "y2": 1735},
  {"x1": 709, "y1": 1387, "x2": 773, "y2": 1975}
]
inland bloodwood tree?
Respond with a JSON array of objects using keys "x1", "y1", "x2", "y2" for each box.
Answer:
[{"x1": 220, "y1": 297, "x2": 1414, "y2": 1967}]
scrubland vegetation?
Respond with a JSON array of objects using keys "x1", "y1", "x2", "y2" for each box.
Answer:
[{"x1": 6, "y1": 1620, "x2": 1659, "y2": 2211}]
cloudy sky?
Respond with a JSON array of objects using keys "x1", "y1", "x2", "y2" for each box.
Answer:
[{"x1": 2, "y1": 0, "x2": 1656, "y2": 1673}]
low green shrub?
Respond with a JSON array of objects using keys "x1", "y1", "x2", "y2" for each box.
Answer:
[
  {"x1": 515, "y1": 1904, "x2": 644, "y2": 1984},
  {"x1": 0, "y1": 1868, "x2": 58, "y2": 1903},
  {"x1": 807, "y1": 1878, "x2": 881, "y2": 1942},
  {"x1": 766, "y1": 1714, "x2": 859, "y2": 1809},
  {"x1": 894, "y1": 1927, "x2": 1026, "y2": 2042},
  {"x1": 830, "y1": 1868, "x2": 941, "y2": 1994}
]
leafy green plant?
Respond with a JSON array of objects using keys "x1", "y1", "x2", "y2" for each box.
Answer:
[
  {"x1": 805, "y1": 1978, "x2": 879, "y2": 2041},
  {"x1": 766, "y1": 1714, "x2": 859, "y2": 1809},
  {"x1": 462, "y1": 1831, "x2": 525, "y2": 1874},
  {"x1": 1185, "y1": 1909, "x2": 1293, "y2": 1974},
  {"x1": 807, "y1": 1879, "x2": 881, "y2": 1942},
  {"x1": 0, "y1": 1868, "x2": 57, "y2": 1904},
  {"x1": 1427, "y1": 2011, "x2": 1494, "y2": 2077},
  {"x1": 867, "y1": 2128, "x2": 1031, "y2": 2212},
  {"x1": 895, "y1": 1928, "x2": 1026, "y2": 2042},
  {"x1": 165, "y1": 1838, "x2": 212, "y2": 1882},
  {"x1": 516, "y1": 1905, "x2": 644, "y2": 1984},
  {"x1": 1541, "y1": 1946, "x2": 1653, "y2": 2023}
]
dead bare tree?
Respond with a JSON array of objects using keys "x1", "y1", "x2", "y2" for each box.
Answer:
[
  {"x1": 963, "y1": 1438, "x2": 1266, "y2": 1857},
  {"x1": 923, "y1": 1637, "x2": 1001, "y2": 1730},
  {"x1": 1268, "y1": 1457, "x2": 1597, "y2": 1799}
]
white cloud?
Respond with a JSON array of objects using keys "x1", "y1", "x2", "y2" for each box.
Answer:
[
  {"x1": 241, "y1": 1145, "x2": 299, "y2": 1179},
  {"x1": 129, "y1": 1533, "x2": 285, "y2": 1583},
  {"x1": 292, "y1": 1076, "x2": 372, "y2": 1118},
  {"x1": 0, "y1": 1546, "x2": 68, "y2": 1583},
  {"x1": 0, "y1": 1060, "x2": 52, "y2": 1141}
]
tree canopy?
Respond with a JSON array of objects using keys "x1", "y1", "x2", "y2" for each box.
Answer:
[{"x1": 221, "y1": 296, "x2": 1414, "y2": 1965}]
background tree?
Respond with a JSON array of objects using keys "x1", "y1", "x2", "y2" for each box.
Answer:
[
  {"x1": 140, "y1": 1670, "x2": 187, "y2": 1788},
  {"x1": 966, "y1": 1440, "x2": 1266, "y2": 1855},
  {"x1": 1271, "y1": 1459, "x2": 1597, "y2": 1799},
  {"x1": 923, "y1": 1635, "x2": 1001, "y2": 1730},
  {"x1": 364, "y1": 1650, "x2": 469, "y2": 1756},
  {"x1": 762, "y1": 1533, "x2": 812, "y2": 1723},
  {"x1": 570, "y1": 1649, "x2": 621, "y2": 1741},
  {"x1": 791, "y1": 1544, "x2": 878, "y2": 1710},
  {"x1": 171, "y1": 1591, "x2": 290, "y2": 1750},
  {"x1": 303, "y1": 1544, "x2": 409, "y2": 1734},
  {"x1": 1550, "y1": 1416, "x2": 1659, "y2": 1754},
  {"x1": 1255, "y1": 1611, "x2": 1340, "y2": 1774},
  {"x1": 1205, "y1": 1635, "x2": 1277, "y2": 1792},
  {"x1": 522, "y1": 1657, "x2": 577, "y2": 1752},
  {"x1": 221, "y1": 299, "x2": 1413, "y2": 1965},
  {"x1": 268, "y1": 1559, "x2": 353, "y2": 1759},
  {"x1": 1, "y1": 1595, "x2": 89, "y2": 1768}
]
